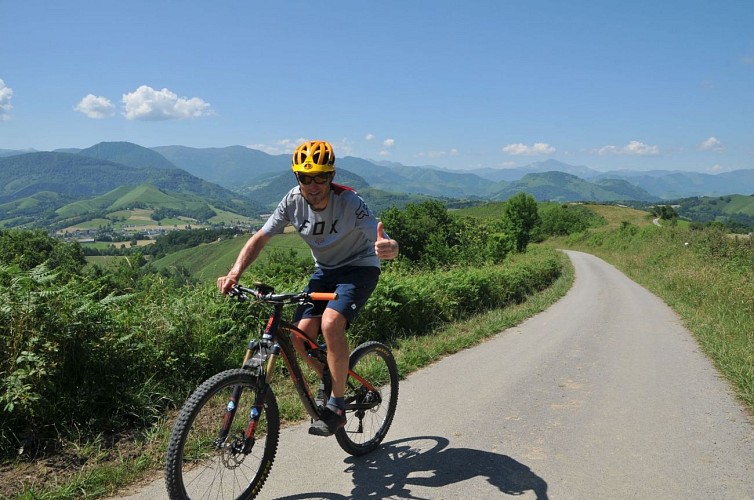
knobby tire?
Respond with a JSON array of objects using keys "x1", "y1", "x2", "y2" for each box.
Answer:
[
  {"x1": 164, "y1": 369, "x2": 279, "y2": 500},
  {"x1": 335, "y1": 341, "x2": 399, "y2": 456}
]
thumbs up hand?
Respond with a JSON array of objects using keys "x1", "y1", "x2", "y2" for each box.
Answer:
[{"x1": 375, "y1": 221, "x2": 399, "y2": 260}]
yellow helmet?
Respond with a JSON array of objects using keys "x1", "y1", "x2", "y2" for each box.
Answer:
[{"x1": 291, "y1": 140, "x2": 335, "y2": 173}]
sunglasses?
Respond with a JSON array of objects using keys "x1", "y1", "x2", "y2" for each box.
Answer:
[{"x1": 297, "y1": 173, "x2": 331, "y2": 185}]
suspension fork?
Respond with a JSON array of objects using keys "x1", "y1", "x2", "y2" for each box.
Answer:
[
  {"x1": 240, "y1": 311, "x2": 283, "y2": 452},
  {"x1": 215, "y1": 305, "x2": 283, "y2": 450},
  {"x1": 215, "y1": 383, "x2": 246, "y2": 447},
  {"x1": 241, "y1": 373, "x2": 272, "y2": 454}
]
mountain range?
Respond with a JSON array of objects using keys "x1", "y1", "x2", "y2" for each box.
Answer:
[
  {"x1": 1, "y1": 141, "x2": 753, "y2": 230},
  {"x1": 149, "y1": 146, "x2": 754, "y2": 201}
]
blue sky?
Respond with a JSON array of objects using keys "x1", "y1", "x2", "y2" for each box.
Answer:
[{"x1": 1, "y1": 1, "x2": 752, "y2": 173}]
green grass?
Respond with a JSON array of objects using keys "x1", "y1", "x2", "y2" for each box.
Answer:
[
  {"x1": 82, "y1": 241, "x2": 122, "y2": 250},
  {"x1": 207, "y1": 206, "x2": 258, "y2": 226},
  {"x1": 149, "y1": 231, "x2": 311, "y2": 283},
  {"x1": 64, "y1": 218, "x2": 112, "y2": 230},
  {"x1": 453, "y1": 201, "x2": 508, "y2": 218},
  {"x1": 109, "y1": 185, "x2": 182, "y2": 209},
  {"x1": 581, "y1": 203, "x2": 654, "y2": 228}
]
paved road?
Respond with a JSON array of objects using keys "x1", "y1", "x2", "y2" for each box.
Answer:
[{"x1": 118, "y1": 250, "x2": 754, "y2": 499}]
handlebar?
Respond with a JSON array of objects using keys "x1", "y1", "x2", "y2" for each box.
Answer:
[{"x1": 230, "y1": 283, "x2": 337, "y2": 304}]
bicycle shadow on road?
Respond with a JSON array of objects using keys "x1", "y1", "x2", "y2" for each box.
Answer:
[{"x1": 276, "y1": 435, "x2": 549, "y2": 499}]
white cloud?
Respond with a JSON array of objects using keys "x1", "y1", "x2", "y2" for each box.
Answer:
[
  {"x1": 365, "y1": 134, "x2": 375, "y2": 141},
  {"x1": 383, "y1": 138, "x2": 395, "y2": 148},
  {"x1": 0, "y1": 79, "x2": 13, "y2": 121},
  {"x1": 422, "y1": 149, "x2": 459, "y2": 159},
  {"x1": 597, "y1": 140, "x2": 660, "y2": 156},
  {"x1": 335, "y1": 138, "x2": 353, "y2": 156},
  {"x1": 122, "y1": 85, "x2": 213, "y2": 121},
  {"x1": 597, "y1": 145, "x2": 620, "y2": 155},
  {"x1": 502, "y1": 142, "x2": 556, "y2": 156},
  {"x1": 624, "y1": 141, "x2": 659, "y2": 155},
  {"x1": 247, "y1": 138, "x2": 307, "y2": 155},
  {"x1": 698, "y1": 136, "x2": 724, "y2": 151},
  {"x1": 708, "y1": 164, "x2": 725, "y2": 173},
  {"x1": 74, "y1": 94, "x2": 115, "y2": 119}
]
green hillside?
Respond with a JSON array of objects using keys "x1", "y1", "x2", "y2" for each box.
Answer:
[
  {"x1": 491, "y1": 171, "x2": 659, "y2": 202},
  {"x1": 149, "y1": 232, "x2": 311, "y2": 283},
  {"x1": 54, "y1": 184, "x2": 239, "y2": 229},
  {"x1": 110, "y1": 184, "x2": 185, "y2": 208},
  {"x1": 0, "y1": 151, "x2": 264, "y2": 228},
  {"x1": 55, "y1": 185, "x2": 163, "y2": 219},
  {"x1": 677, "y1": 194, "x2": 754, "y2": 228},
  {"x1": 0, "y1": 191, "x2": 68, "y2": 224},
  {"x1": 55, "y1": 186, "x2": 135, "y2": 218},
  {"x1": 0, "y1": 152, "x2": 145, "y2": 201}
]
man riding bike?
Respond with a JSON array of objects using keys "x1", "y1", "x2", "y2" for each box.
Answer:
[{"x1": 217, "y1": 140, "x2": 399, "y2": 436}]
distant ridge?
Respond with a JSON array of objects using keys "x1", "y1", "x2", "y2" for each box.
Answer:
[
  {"x1": 490, "y1": 171, "x2": 659, "y2": 203},
  {"x1": 152, "y1": 145, "x2": 289, "y2": 187},
  {"x1": 469, "y1": 159, "x2": 602, "y2": 183},
  {"x1": 79, "y1": 141, "x2": 176, "y2": 169}
]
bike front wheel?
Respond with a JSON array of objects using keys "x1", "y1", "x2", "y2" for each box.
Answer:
[
  {"x1": 164, "y1": 369, "x2": 279, "y2": 500},
  {"x1": 336, "y1": 341, "x2": 399, "y2": 456}
]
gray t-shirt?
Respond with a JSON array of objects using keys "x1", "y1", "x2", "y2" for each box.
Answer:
[{"x1": 260, "y1": 183, "x2": 381, "y2": 269}]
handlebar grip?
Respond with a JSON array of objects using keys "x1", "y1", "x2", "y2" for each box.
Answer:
[{"x1": 309, "y1": 292, "x2": 338, "y2": 301}]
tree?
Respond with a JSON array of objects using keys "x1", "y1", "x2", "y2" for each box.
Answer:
[
  {"x1": 652, "y1": 204, "x2": 678, "y2": 221},
  {"x1": 379, "y1": 200, "x2": 460, "y2": 267},
  {"x1": 504, "y1": 192, "x2": 540, "y2": 252},
  {"x1": 537, "y1": 203, "x2": 600, "y2": 237}
]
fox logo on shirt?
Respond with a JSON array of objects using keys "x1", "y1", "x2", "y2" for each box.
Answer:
[
  {"x1": 355, "y1": 200, "x2": 370, "y2": 220},
  {"x1": 298, "y1": 219, "x2": 339, "y2": 235}
]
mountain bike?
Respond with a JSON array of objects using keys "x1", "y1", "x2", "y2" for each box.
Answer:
[{"x1": 164, "y1": 282, "x2": 400, "y2": 499}]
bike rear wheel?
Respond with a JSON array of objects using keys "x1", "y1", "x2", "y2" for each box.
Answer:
[
  {"x1": 164, "y1": 369, "x2": 279, "y2": 500},
  {"x1": 336, "y1": 341, "x2": 399, "y2": 456}
]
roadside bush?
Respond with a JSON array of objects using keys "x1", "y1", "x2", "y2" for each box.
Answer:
[
  {"x1": 537, "y1": 203, "x2": 606, "y2": 238},
  {"x1": 0, "y1": 265, "x2": 257, "y2": 457},
  {"x1": 0, "y1": 264, "x2": 136, "y2": 454},
  {"x1": 350, "y1": 246, "x2": 562, "y2": 345}
]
